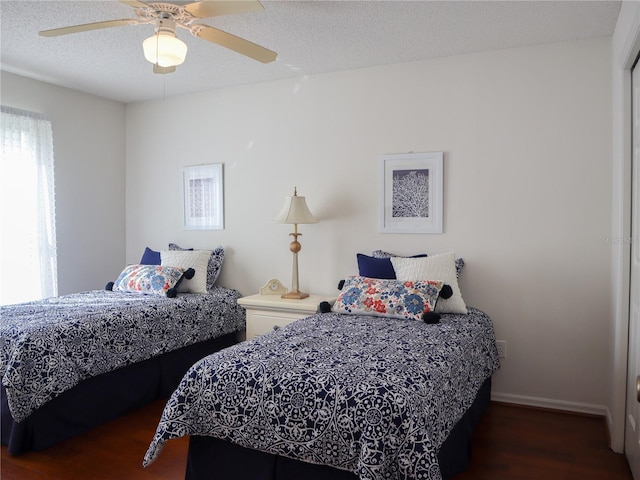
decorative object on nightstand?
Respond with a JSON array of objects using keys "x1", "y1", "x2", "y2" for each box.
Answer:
[
  {"x1": 259, "y1": 278, "x2": 287, "y2": 295},
  {"x1": 273, "y1": 187, "x2": 317, "y2": 300}
]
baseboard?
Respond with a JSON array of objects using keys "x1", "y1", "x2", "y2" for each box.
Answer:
[{"x1": 491, "y1": 391, "x2": 608, "y2": 417}]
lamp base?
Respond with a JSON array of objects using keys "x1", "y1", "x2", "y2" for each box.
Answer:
[{"x1": 281, "y1": 290, "x2": 309, "y2": 300}]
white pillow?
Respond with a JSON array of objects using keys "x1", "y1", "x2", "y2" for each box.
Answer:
[
  {"x1": 391, "y1": 251, "x2": 468, "y2": 314},
  {"x1": 161, "y1": 250, "x2": 211, "y2": 294}
]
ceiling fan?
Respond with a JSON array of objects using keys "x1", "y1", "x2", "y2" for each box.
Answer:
[{"x1": 39, "y1": 0, "x2": 277, "y2": 74}]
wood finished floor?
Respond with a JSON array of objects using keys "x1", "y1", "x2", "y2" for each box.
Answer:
[{"x1": 1, "y1": 400, "x2": 633, "y2": 480}]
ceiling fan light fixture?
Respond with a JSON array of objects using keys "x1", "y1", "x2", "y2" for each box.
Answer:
[{"x1": 143, "y1": 32, "x2": 187, "y2": 67}]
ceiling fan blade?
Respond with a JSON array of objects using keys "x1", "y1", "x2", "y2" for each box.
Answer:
[
  {"x1": 184, "y1": 1, "x2": 263, "y2": 19},
  {"x1": 192, "y1": 24, "x2": 276, "y2": 63},
  {"x1": 153, "y1": 64, "x2": 176, "y2": 74},
  {"x1": 39, "y1": 19, "x2": 141, "y2": 37},
  {"x1": 119, "y1": 0, "x2": 149, "y2": 8}
]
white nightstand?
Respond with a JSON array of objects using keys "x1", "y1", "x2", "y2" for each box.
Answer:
[{"x1": 238, "y1": 294, "x2": 337, "y2": 340}]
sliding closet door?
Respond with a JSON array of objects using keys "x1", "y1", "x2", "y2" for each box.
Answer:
[{"x1": 627, "y1": 62, "x2": 640, "y2": 480}]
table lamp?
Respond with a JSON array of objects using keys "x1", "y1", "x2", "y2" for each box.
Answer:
[{"x1": 273, "y1": 187, "x2": 317, "y2": 299}]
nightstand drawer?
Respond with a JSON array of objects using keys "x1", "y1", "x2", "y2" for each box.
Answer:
[
  {"x1": 246, "y1": 310, "x2": 307, "y2": 339},
  {"x1": 238, "y1": 294, "x2": 336, "y2": 341}
]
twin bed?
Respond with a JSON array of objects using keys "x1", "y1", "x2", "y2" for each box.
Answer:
[
  {"x1": 144, "y1": 250, "x2": 500, "y2": 480},
  {"x1": 145, "y1": 307, "x2": 498, "y2": 480},
  {"x1": 2, "y1": 247, "x2": 500, "y2": 480},
  {"x1": 0, "y1": 245, "x2": 245, "y2": 454}
]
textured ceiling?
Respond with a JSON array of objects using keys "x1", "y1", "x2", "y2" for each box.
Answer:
[{"x1": 0, "y1": 0, "x2": 621, "y2": 104}]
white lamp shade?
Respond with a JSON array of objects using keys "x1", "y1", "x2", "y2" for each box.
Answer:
[
  {"x1": 273, "y1": 195, "x2": 317, "y2": 225},
  {"x1": 143, "y1": 33, "x2": 187, "y2": 67}
]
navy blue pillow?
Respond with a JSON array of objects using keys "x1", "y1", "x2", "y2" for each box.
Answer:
[
  {"x1": 356, "y1": 254, "x2": 396, "y2": 279},
  {"x1": 140, "y1": 247, "x2": 161, "y2": 265},
  {"x1": 357, "y1": 252, "x2": 430, "y2": 279}
]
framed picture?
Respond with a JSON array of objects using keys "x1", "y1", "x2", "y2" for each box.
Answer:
[
  {"x1": 182, "y1": 164, "x2": 224, "y2": 230},
  {"x1": 379, "y1": 152, "x2": 443, "y2": 234}
]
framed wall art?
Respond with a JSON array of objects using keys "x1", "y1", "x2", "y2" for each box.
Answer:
[
  {"x1": 379, "y1": 152, "x2": 443, "y2": 234},
  {"x1": 182, "y1": 163, "x2": 224, "y2": 230}
]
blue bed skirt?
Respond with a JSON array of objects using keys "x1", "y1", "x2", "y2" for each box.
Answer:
[{"x1": 1, "y1": 332, "x2": 239, "y2": 455}]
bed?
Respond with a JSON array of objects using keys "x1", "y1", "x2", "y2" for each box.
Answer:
[
  {"x1": 1, "y1": 245, "x2": 246, "y2": 455},
  {"x1": 144, "y1": 251, "x2": 501, "y2": 480}
]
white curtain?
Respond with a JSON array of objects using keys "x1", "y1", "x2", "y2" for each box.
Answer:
[{"x1": 1, "y1": 106, "x2": 57, "y2": 305}]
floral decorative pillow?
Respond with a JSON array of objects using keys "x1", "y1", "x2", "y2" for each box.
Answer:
[
  {"x1": 333, "y1": 276, "x2": 444, "y2": 321},
  {"x1": 111, "y1": 264, "x2": 190, "y2": 298}
]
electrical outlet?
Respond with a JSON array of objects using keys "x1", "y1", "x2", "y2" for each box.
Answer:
[{"x1": 496, "y1": 340, "x2": 507, "y2": 358}]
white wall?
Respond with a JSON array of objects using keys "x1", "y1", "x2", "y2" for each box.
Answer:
[
  {"x1": 126, "y1": 37, "x2": 613, "y2": 412},
  {"x1": 1, "y1": 71, "x2": 126, "y2": 295}
]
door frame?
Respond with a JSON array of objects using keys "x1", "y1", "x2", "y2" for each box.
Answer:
[
  {"x1": 612, "y1": 3, "x2": 640, "y2": 454},
  {"x1": 627, "y1": 57, "x2": 640, "y2": 480}
]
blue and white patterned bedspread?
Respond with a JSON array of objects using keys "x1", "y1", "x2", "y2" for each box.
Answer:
[
  {"x1": 144, "y1": 307, "x2": 499, "y2": 480},
  {"x1": 0, "y1": 288, "x2": 245, "y2": 422}
]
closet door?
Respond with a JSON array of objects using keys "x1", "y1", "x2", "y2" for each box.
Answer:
[{"x1": 627, "y1": 62, "x2": 640, "y2": 480}]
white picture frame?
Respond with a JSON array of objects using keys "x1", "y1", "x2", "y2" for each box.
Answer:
[
  {"x1": 182, "y1": 164, "x2": 224, "y2": 230},
  {"x1": 379, "y1": 152, "x2": 443, "y2": 234}
]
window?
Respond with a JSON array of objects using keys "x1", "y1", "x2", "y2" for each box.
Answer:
[{"x1": 1, "y1": 106, "x2": 57, "y2": 305}]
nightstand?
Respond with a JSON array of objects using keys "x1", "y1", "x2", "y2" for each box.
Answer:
[{"x1": 238, "y1": 294, "x2": 337, "y2": 340}]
